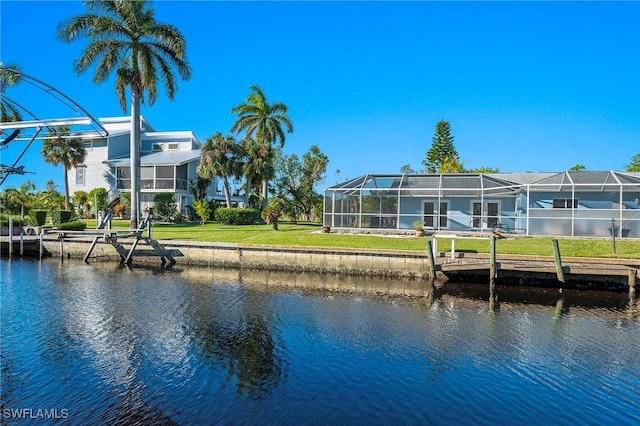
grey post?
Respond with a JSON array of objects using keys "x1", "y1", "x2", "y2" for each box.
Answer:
[
  {"x1": 611, "y1": 218, "x2": 617, "y2": 254},
  {"x1": 8, "y1": 217, "x2": 13, "y2": 258}
]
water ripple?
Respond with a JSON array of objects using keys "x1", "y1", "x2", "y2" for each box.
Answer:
[{"x1": 2, "y1": 260, "x2": 639, "y2": 425}]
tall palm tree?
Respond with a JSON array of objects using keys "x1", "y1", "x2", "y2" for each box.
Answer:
[
  {"x1": 57, "y1": 0, "x2": 191, "y2": 228},
  {"x1": 41, "y1": 125, "x2": 86, "y2": 210},
  {"x1": 231, "y1": 85, "x2": 293, "y2": 208},
  {"x1": 239, "y1": 136, "x2": 275, "y2": 208},
  {"x1": 198, "y1": 132, "x2": 243, "y2": 208}
]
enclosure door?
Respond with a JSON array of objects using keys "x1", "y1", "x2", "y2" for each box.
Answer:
[
  {"x1": 423, "y1": 201, "x2": 449, "y2": 228},
  {"x1": 471, "y1": 201, "x2": 500, "y2": 229},
  {"x1": 486, "y1": 202, "x2": 499, "y2": 228},
  {"x1": 472, "y1": 202, "x2": 482, "y2": 228}
]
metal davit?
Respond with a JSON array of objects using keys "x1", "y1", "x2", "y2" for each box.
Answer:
[{"x1": 0, "y1": 65, "x2": 108, "y2": 185}]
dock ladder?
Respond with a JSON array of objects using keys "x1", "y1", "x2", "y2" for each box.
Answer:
[{"x1": 84, "y1": 214, "x2": 176, "y2": 267}]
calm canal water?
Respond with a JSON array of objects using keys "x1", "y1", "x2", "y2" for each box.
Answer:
[{"x1": 1, "y1": 258, "x2": 639, "y2": 425}]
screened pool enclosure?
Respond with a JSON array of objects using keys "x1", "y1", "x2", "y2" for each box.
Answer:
[{"x1": 323, "y1": 171, "x2": 640, "y2": 238}]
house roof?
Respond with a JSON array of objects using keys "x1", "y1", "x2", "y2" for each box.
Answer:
[
  {"x1": 329, "y1": 173, "x2": 524, "y2": 197},
  {"x1": 105, "y1": 149, "x2": 201, "y2": 167},
  {"x1": 326, "y1": 171, "x2": 640, "y2": 193}
]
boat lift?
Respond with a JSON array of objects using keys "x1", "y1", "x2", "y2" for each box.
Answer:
[{"x1": 0, "y1": 66, "x2": 109, "y2": 184}]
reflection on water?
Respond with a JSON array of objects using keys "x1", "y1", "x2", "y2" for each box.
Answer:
[{"x1": 1, "y1": 259, "x2": 639, "y2": 425}]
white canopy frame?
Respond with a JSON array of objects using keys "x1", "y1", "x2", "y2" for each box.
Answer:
[{"x1": 0, "y1": 66, "x2": 109, "y2": 184}]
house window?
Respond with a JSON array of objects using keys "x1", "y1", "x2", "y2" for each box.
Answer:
[
  {"x1": 168, "y1": 143, "x2": 179, "y2": 150},
  {"x1": 141, "y1": 167, "x2": 154, "y2": 189},
  {"x1": 156, "y1": 166, "x2": 175, "y2": 190},
  {"x1": 75, "y1": 166, "x2": 86, "y2": 185},
  {"x1": 117, "y1": 167, "x2": 131, "y2": 189},
  {"x1": 176, "y1": 164, "x2": 188, "y2": 190},
  {"x1": 152, "y1": 143, "x2": 163, "y2": 151},
  {"x1": 553, "y1": 198, "x2": 578, "y2": 209}
]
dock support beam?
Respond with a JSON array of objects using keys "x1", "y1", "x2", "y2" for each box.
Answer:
[
  {"x1": 125, "y1": 238, "x2": 140, "y2": 265},
  {"x1": 629, "y1": 269, "x2": 636, "y2": 298},
  {"x1": 84, "y1": 236, "x2": 100, "y2": 263},
  {"x1": 552, "y1": 239, "x2": 565, "y2": 284}
]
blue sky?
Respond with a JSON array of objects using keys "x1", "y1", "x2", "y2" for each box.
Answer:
[{"x1": 1, "y1": 1, "x2": 639, "y2": 192}]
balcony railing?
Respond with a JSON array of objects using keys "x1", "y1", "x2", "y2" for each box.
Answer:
[{"x1": 117, "y1": 178, "x2": 188, "y2": 191}]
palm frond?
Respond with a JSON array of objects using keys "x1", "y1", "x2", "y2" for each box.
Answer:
[
  {"x1": 57, "y1": 14, "x2": 100, "y2": 42},
  {"x1": 90, "y1": 40, "x2": 128, "y2": 82},
  {"x1": 115, "y1": 68, "x2": 130, "y2": 112},
  {"x1": 61, "y1": 0, "x2": 190, "y2": 110},
  {"x1": 147, "y1": 24, "x2": 188, "y2": 58}
]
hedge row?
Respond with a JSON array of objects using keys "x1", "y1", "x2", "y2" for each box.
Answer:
[
  {"x1": 214, "y1": 208, "x2": 260, "y2": 225},
  {"x1": 0, "y1": 214, "x2": 26, "y2": 226},
  {"x1": 31, "y1": 210, "x2": 48, "y2": 226},
  {"x1": 51, "y1": 210, "x2": 74, "y2": 227},
  {"x1": 56, "y1": 220, "x2": 86, "y2": 231}
]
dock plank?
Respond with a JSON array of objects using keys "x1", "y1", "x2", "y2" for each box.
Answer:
[{"x1": 438, "y1": 258, "x2": 638, "y2": 278}]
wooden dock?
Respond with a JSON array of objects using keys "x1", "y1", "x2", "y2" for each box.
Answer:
[
  {"x1": 433, "y1": 251, "x2": 638, "y2": 292},
  {"x1": 438, "y1": 255, "x2": 637, "y2": 277}
]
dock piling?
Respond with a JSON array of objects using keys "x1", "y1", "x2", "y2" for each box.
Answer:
[
  {"x1": 59, "y1": 233, "x2": 64, "y2": 262},
  {"x1": 8, "y1": 217, "x2": 13, "y2": 258},
  {"x1": 489, "y1": 235, "x2": 497, "y2": 289},
  {"x1": 611, "y1": 218, "x2": 617, "y2": 254},
  {"x1": 629, "y1": 269, "x2": 636, "y2": 298},
  {"x1": 426, "y1": 239, "x2": 436, "y2": 284},
  {"x1": 552, "y1": 239, "x2": 565, "y2": 284},
  {"x1": 39, "y1": 230, "x2": 44, "y2": 261}
]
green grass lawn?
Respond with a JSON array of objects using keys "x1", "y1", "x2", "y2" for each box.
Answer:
[{"x1": 98, "y1": 219, "x2": 640, "y2": 259}]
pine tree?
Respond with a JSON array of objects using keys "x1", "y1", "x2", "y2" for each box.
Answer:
[{"x1": 423, "y1": 120, "x2": 458, "y2": 173}]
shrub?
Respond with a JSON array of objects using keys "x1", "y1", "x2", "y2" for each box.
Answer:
[
  {"x1": 73, "y1": 190, "x2": 88, "y2": 208},
  {"x1": 51, "y1": 210, "x2": 74, "y2": 227},
  {"x1": 262, "y1": 198, "x2": 286, "y2": 230},
  {"x1": 88, "y1": 188, "x2": 109, "y2": 212},
  {"x1": 57, "y1": 220, "x2": 86, "y2": 231},
  {"x1": 23, "y1": 216, "x2": 37, "y2": 226},
  {"x1": 113, "y1": 204, "x2": 127, "y2": 219},
  {"x1": 118, "y1": 191, "x2": 131, "y2": 209},
  {"x1": 31, "y1": 210, "x2": 48, "y2": 226},
  {"x1": 82, "y1": 202, "x2": 93, "y2": 219},
  {"x1": 0, "y1": 214, "x2": 25, "y2": 226},
  {"x1": 214, "y1": 208, "x2": 259, "y2": 225},
  {"x1": 153, "y1": 192, "x2": 177, "y2": 220},
  {"x1": 193, "y1": 199, "x2": 212, "y2": 226}
]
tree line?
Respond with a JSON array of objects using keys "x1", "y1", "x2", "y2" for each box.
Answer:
[
  {"x1": 403, "y1": 119, "x2": 640, "y2": 174},
  {"x1": 194, "y1": 85, "x2": 328, "y2": 227}
]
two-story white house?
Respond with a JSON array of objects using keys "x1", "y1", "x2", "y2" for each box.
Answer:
[{"x1": 69, "y1": 116, "x2": 236, "y2": 215}]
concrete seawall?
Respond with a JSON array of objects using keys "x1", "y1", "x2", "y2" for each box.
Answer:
[
  {"x1": 35, "y1": 236, "x2": 435, "y2": 279},
  {"x1": 4, "y1": 236, "x2": 638, "y2": 291}
]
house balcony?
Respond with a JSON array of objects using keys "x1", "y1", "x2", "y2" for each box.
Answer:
[{"x1": 117, "y1": 178, "x2": 188, "y2": 191}]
